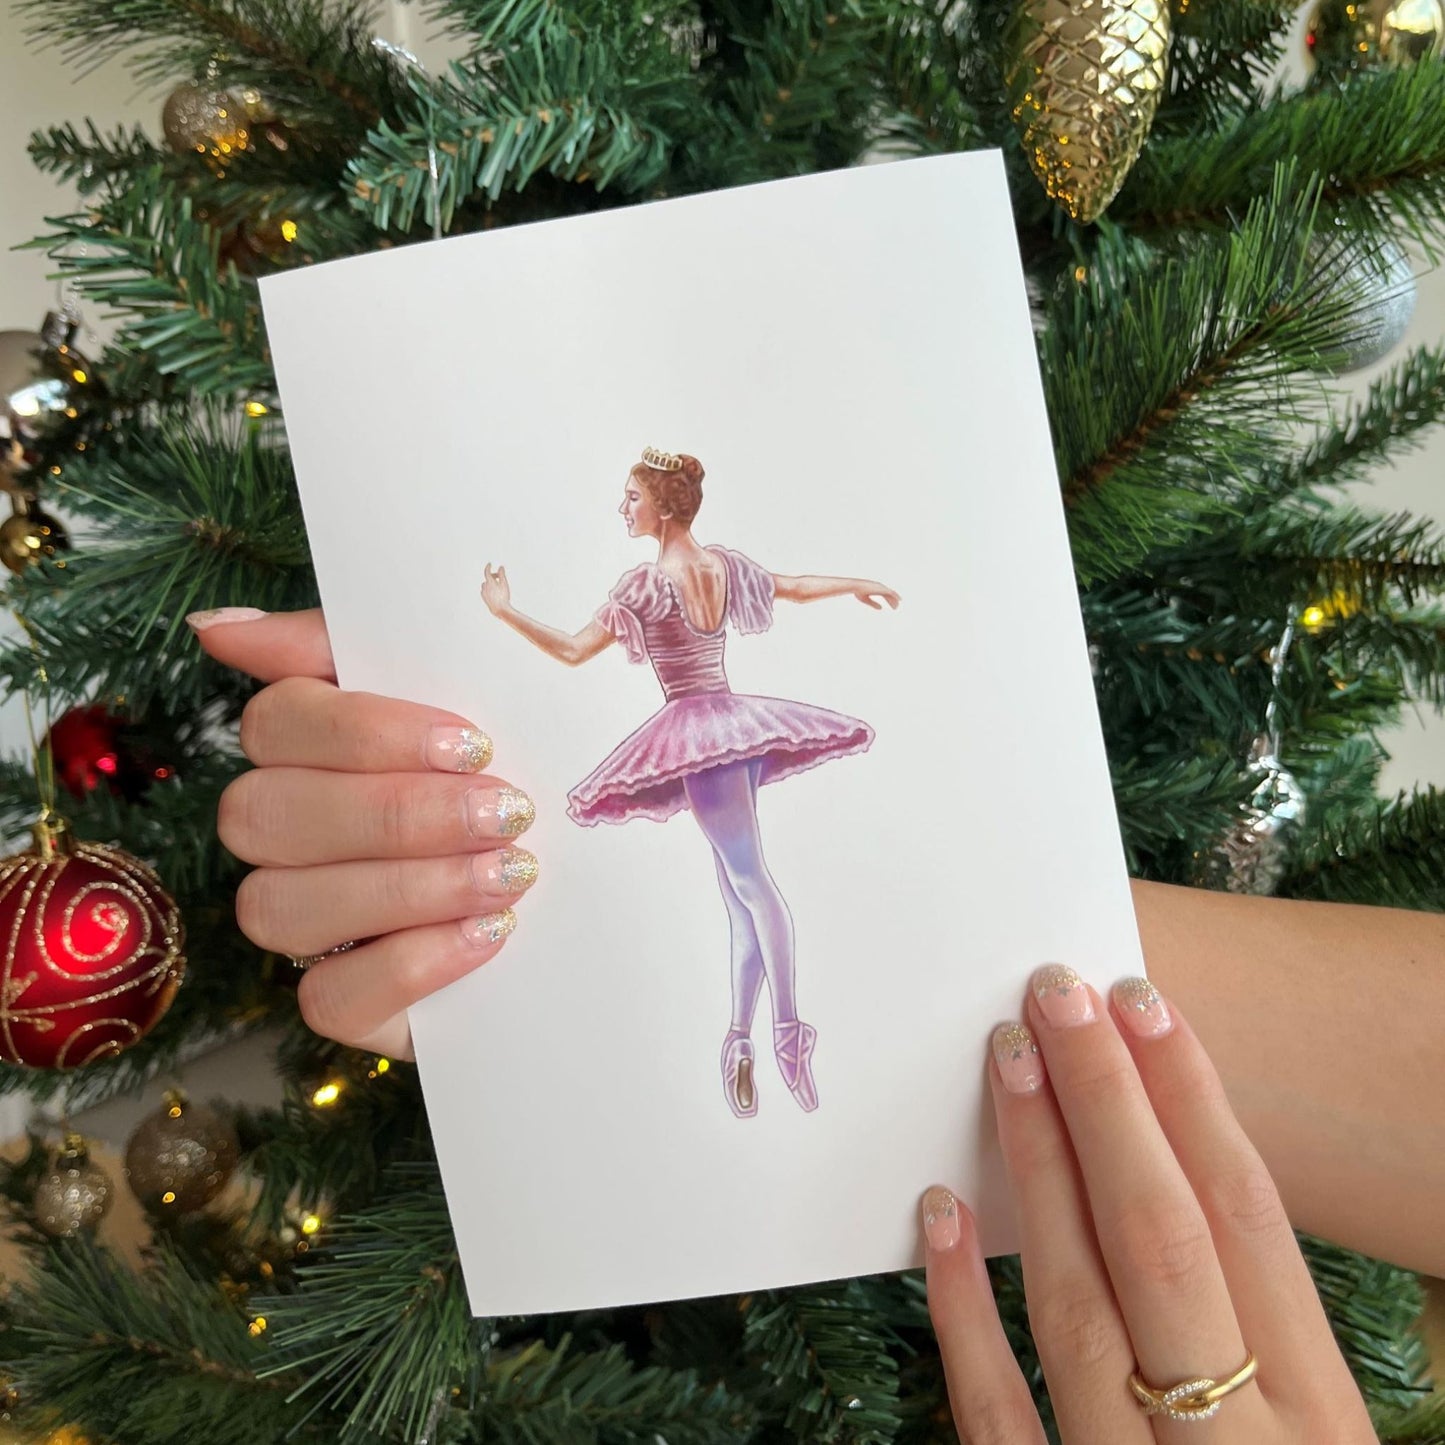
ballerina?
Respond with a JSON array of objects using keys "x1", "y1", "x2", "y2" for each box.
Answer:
[{"x1": 480, "y1": 446, "x2": 899, "y2": 1117}]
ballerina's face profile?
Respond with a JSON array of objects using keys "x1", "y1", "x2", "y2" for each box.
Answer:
[{"x1": 619, "y1": 477, "x2": 668, "y2": 540}]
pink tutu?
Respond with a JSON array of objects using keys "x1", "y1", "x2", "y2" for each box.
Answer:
[{"x1": 567, "y1": 547, "x2": 874, "y2": 827}]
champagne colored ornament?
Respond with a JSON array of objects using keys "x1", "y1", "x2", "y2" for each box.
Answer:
[
  {"x1": 1306, "y1": 0, "x2": 1444, "y2": 75},
  {"x1": 1005, "y1": 0, "x2": 1172, "y2": 223},
  {"x1": 124, "y1": 1090, "x2": 238, "y2": 1214},
  {"x1": 0, "y1": 497, "x2": 69, "y2": 574},
  {"x1": 33, "y1": 1132, "x2": 113, "y2": 1238},
  {"x1": 0, "y1": 815, "x2": 186, "y2": 1069},
  {"x1": 161, "y1": 81, "x2": 250, "y2": 162},
  {"x1": 1310, "y1": 235, "x2": 1416, "y2": 374}
]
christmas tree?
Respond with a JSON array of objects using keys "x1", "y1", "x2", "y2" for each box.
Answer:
[{"x1": 1, "y1": 0, "x2": 1443, "y2": 1441}]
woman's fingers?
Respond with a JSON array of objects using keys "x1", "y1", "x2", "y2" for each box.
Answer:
[
  {"x1": 239, "y1": 675, "x2": 495, "y2": 774},
  {"x1": 1023, "y1": 967, "x2": 1261, "y2": 1402},
  {"x1": 986, "y1": 1027, "x2": 1155, "y2": 1445},
  {"x1": 236, "y1": 850, "x2": 539, "y2": 956},
  {"x1": 1109, "y1": 981, "x2": 1375, "y2": 1436},
  {"x1": 218, "y1": 768, "x2": 536, "y2": 867},
  {"x1": 296, "y1": 910, "x2": 519, "y2": 1059},
  {"x1": 920, "y1": 1188, "x2": 1049, "y2": 1445},
  {"x1": 188, "y1": 607, "x2": 336, "y2": 683}
]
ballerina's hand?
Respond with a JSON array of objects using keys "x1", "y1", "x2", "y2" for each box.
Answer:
[
  {"x1": 481, "y1": 563, "x2": 511, "y2": 615},
  {"x1": 854, "y1": 582, "x2": 900, "y2": 610},
  {"x1": 185, "y1": 607, "x2": 538, "y2": 1061},
  {"x1": 920, "y1": 968, "x2": 1376, "y2": 1444}
]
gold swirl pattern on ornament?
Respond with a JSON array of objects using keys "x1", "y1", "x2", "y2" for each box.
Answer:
[
  {"x1": 0, "y1": 848, "x2": 186, "y2": 1059},
  {"x1": 55, "y1": 1016, "x2": 139, "y2": 1069}
]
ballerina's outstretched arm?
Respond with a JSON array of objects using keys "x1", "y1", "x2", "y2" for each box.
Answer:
[
  {"x1": 773, "y1": 573, "x2": 901, "y2": 609},
  {"x1": 481, "y1": 564, "x2": 614, "y2": 666}
]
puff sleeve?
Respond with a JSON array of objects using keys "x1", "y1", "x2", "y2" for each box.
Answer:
[
  {"x1": 595, "y1": 565, "x2": 669, "y2": 664},
  {"x1": 716, "y1": 548, "x2": 775, "y2": 635}
]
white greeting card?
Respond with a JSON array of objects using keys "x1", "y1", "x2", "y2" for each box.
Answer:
[{"x1": 259, "y1": 150, "x2": 1143, "y2": 1316}]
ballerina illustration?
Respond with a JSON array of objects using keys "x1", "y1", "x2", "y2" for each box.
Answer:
[{"x1": 480, "y1": 446, "x2": 899, "y2": 1118}]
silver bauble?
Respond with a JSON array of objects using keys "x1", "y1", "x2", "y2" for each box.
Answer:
[
  {"x1": 0, "y1": 314, "x2": 89, "y2": 453},
  {"x1": 124, "y1": 1090, "x2": 239, "y2": 1214},
  {"x1": 34, "y1": 1134, "x2": 114, "y2": 1238},
  {"x1": 1194, "y1": 737, "x2": 1307, "y2": 895},
  {"x1": 1311, "y1": 236, "x2": 1416, "y2": 374}
]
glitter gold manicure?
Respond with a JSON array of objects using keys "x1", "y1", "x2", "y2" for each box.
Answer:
[
  {"x1": 464, "y1": 908, "x2": 517, "y2": 947},
  {"x1": 1112, "y1": 976, "x2": 1172, "y2": 1038},
  {"x1": 1031, "y1": 964, "x2": 1095, "y2": 1028},
  {"x1": 992, "y1": 1021, "x2": 1045, "y2": 1094}
]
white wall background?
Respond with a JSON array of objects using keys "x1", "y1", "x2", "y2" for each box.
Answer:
[{"x1": 0, "y1": 2, "x2": 1439, "y2": 1142}]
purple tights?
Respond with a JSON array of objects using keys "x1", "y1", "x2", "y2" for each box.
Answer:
[{"x1": 683, "y1": 758, "x2": 796, "y2": 1033}]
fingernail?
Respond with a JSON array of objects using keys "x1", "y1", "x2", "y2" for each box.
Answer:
[
  {"x1": 1031, "y1": 964, "x2": 1095, "y2": 1028},
  {"x1": 468, "y1": 786, "x2": 536, "y2": 839},
  {"x1": 992, "y1": 1021, "x2": 1045, "y2": 1094},
  {"x1": 472, "y1": 846, "x2": 539, "y2": 895},
  {"x1": 428, "y1": 725, "x2": 494, "y2": 773},
  {"x1": 921, "y1": 1186, "x2": 961, "y2": 1252},
  {"x1": 186, "y1": 607, "x2": 269, "y2": 630},
  {"x1": 462, "y1": 908, "x2": 517, "y2": 947},
  {"x1": 1112, "y1": 977, "x2": 1173, "y2": 1039}
]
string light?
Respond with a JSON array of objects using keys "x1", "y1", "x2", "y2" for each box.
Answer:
[
  {"x1": 1301, "y1": 605, "x2": 1327, "y2": 631},
  {"x1": 311, "y1": 1080, "x2": 343, "y2": 1107},
  {"x1": 280, "y1": 219, "x2": 298, "y2": 243},
  {"x1": 243, "y1": 400, "x2": 269, "y2": 417},
  {"x1": 300, "y1": 1213, "x2": 322, "y2": 1235},
  {"x1": 249, "y1": 1316, "x2": 267, "y2": 1337}
]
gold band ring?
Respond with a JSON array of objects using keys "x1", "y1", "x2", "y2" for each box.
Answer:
[
  {"x1": 1129, "y1": 1350, "x2": 1258, "y2": 1422},
  {"x1": 289, "y1": 939, "x2": 361, "y2": 971}
]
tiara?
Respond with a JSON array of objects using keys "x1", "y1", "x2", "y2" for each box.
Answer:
[{"x1": 641, "y1": 445, "x2": 683, "y2": 472}]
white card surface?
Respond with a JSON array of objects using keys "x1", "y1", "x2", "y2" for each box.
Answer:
[{"x1": 260, "y1": 150, "x2": 1143, "y2": 1317}]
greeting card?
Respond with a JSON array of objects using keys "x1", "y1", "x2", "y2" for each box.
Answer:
[{"x1": 259, "y1": 150, "x2": 1144, "y2": 1315}]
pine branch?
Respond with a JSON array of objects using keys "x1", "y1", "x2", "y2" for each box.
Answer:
[
  {"x1": 261, "y1": 1166, "x2": 489, "y2": 1442},
  {"x1": 0, "y1": 1236, "x2": 328, "y2": 1445},
  {"x1": 472, "y1": 1335, "x2": 754, "y2": 1444},
  {"x1": 1117, "y1": 62, "x2": 1445, "y2": 254},
  {"x1": 1299, "y1": 1235, "x2": 1432, "y2": 1412},
  {"x1": 1258, "y1": 342, "x2": 1445, "y2": 502},
  {"x1": 15, "y1": 0, "x2": 407, "y2": 134},
  {"x1": 1373, "y1": 1392, "x2": 1445, "y2": 1445},
  {"x1": 865, "y1": 0, "x2": 986, "y2": 159},
  {"x1": 1279, "y1": 787, "x2": 1445, "y2": 909},
  {"x1": 1158, "y1": 0, "x2": 1298, "y2": 133},
  {"x1": 742, "y1": 1281, "x2": 903, "y2": 1442},
  {"x1": 349, "y1": 36, "x2": 683, "y2": 231}
]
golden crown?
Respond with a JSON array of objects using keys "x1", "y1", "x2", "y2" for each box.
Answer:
[{"x1": 641, "y1": 445, "x2": 683, "y2": 472}]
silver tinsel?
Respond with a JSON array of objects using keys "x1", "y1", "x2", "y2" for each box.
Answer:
[{"x1": 1195, "y1": 735, "x2": 1307, "y2": 895}]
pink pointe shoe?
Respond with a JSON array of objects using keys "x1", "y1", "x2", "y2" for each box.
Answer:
[
  {"x1": 721, "y1": 1029, "x2": 758, "y2": 1118},
  {"x1": 772, "y1": 1019, "x2": 819, "y2": 1112}
]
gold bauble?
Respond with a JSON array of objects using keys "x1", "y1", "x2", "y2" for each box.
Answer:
[
  {"x1": 1005, "y1": 0, "x2": 1172, "y2": 223},
  {"x1": 161, "y1": 82, "x2": 250, "y2": 161},
  {"x1": 124, "y1": 1090, "x2": 238, "y2": 1214},
  {"x1": 0, "y1": 502, "x2": 69, "y2": 574},
  {"x1": 1306, "y1": 0, "x2": 1444, "y2": 74},
  {"x1": 33, "y1": 1134, "x2": 113, "y2": 1238}
]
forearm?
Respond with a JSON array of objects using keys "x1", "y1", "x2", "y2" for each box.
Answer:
[
  {"x1": 775, "y1": 574, "x2": 867, "y2": 602},
  {"x1": 1133, "y1": 878, "x2": 1445, "y2": 1275},
  {"x1": 496, "y1": 605, "x2": 587, "y2": 664}
]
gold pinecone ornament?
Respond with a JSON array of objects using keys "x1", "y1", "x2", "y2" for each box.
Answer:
[{"x1": 1005, "y1": 0, "x2": 1173, "y2": 224}]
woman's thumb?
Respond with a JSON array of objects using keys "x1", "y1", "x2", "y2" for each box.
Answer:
[{"x1": 187, "y1": 607, "x2": 337, "y2": 684}]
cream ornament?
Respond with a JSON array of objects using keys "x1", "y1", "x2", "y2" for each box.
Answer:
[{"x1": 1005, "y1": 0, "x2": 1172, "y2": 224}]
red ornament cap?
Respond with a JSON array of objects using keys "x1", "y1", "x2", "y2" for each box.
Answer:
[{"x1": 0, "y1": 814, "x2": 186, "y2": 1070}]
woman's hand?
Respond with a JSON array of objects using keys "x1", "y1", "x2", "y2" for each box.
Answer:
[
  {"x1": 187, "y1": 607, "x2": 537, "y2": 1060},
  {"x1": 920, "y1": 968, "x2": 1376, "y2": 1444},
  {"x1": 481, "y1": 563, "x2": 511, "y2": 616},
  {"x1": 852, "y1": 581, "x2": 900, "y2": 610}
]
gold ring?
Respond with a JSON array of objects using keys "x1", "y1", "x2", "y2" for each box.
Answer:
[
  {"x1": 289, "y1": 939, "x2": 361, "y2": 971},
  {"x1": 1129, "y1": 1350, "x2": 1258, "y2": 1422}
]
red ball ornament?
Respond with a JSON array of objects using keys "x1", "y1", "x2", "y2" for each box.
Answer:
[{"x1": 0, "y1": 815, "x2": 186, "y2": 1069}]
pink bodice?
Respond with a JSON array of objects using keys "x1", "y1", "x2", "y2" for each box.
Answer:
[{"x1": 594, "y1": 547, "x2": 776, "y2": 701}]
